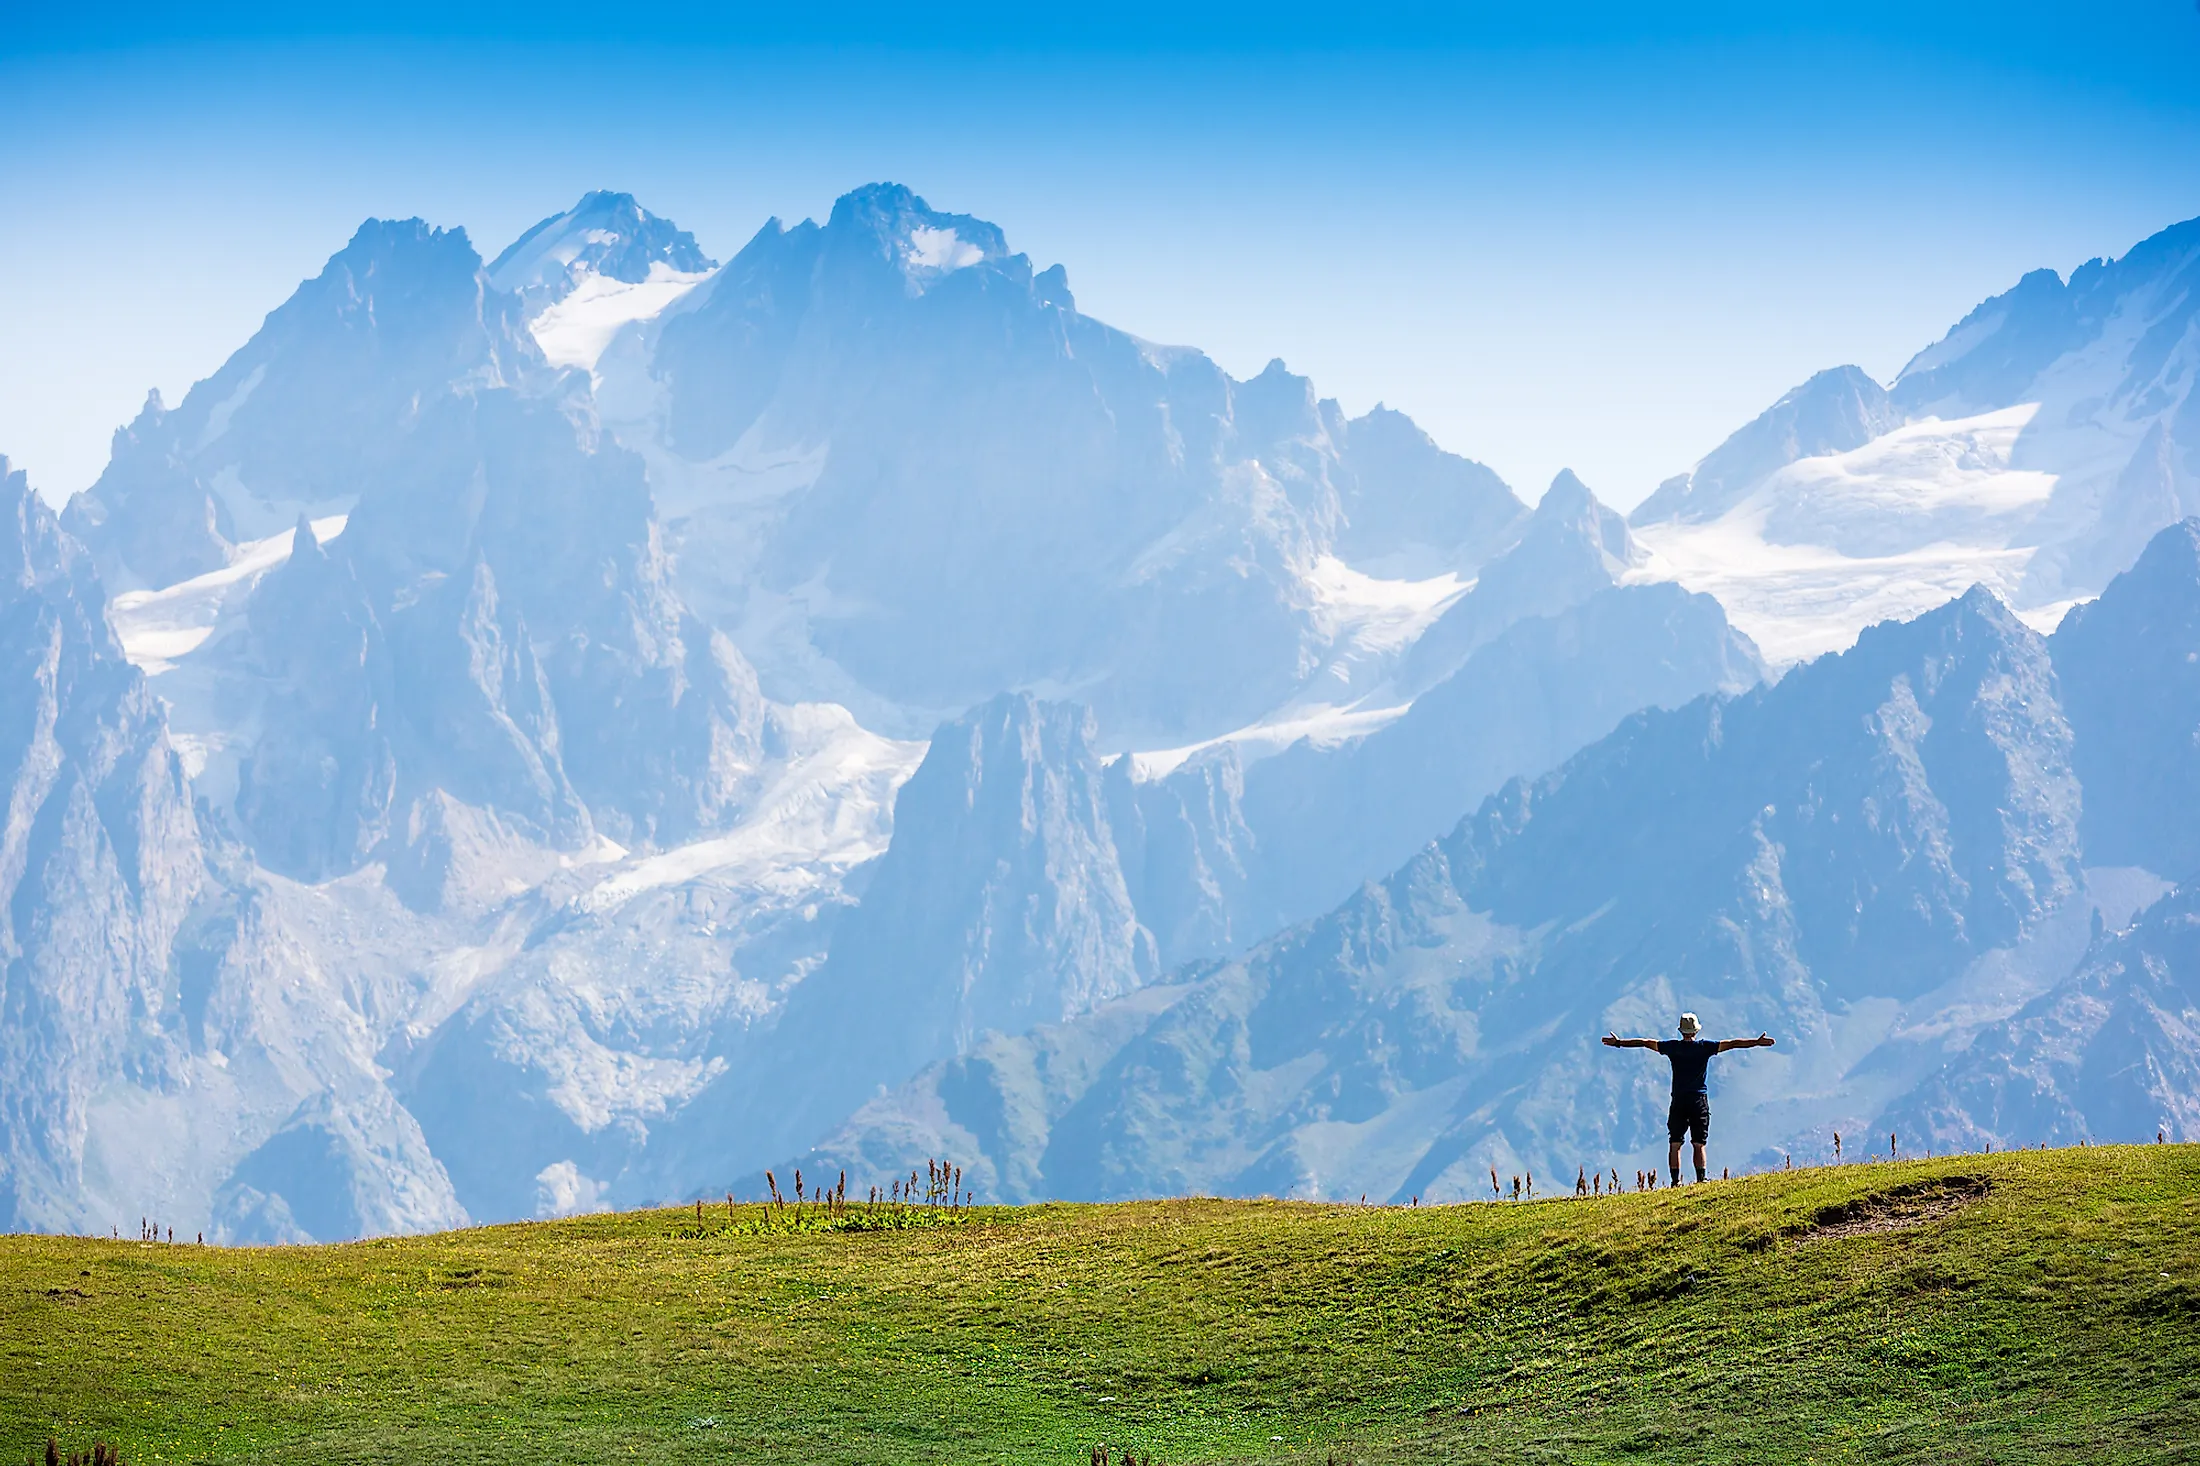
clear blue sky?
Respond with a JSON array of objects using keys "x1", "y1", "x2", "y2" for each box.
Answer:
[{"x1": 5, "y1": 2, "x2": 2198, "y2": 509}]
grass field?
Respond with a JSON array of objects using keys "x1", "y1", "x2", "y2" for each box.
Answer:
[{"x1": 5, "y1": 1146, "x2": 2198, "y2": 1464}]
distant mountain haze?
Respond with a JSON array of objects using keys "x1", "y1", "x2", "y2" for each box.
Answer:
[{"x1": 1, "y1": 189, "x2": 2196, "y2": 1236}]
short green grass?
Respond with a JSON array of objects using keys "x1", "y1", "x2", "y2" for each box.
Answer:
[{"x1": 5, "y1": 1147, "x2": 2198, "y2": 1464}]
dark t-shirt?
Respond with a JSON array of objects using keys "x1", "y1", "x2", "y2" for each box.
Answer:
[{"x1": 1657, "y1": 1038, "x2": 1721, "y2": 1097}]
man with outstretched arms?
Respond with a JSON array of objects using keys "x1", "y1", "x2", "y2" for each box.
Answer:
[{"x1": 1603, "y1": 1013, "x2": 1774, "y2": 1186}]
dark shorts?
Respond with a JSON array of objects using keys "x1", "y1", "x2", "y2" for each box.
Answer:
[{"x1": 1667, "y1": 1094, "x2": 1711, "y2": 1145}]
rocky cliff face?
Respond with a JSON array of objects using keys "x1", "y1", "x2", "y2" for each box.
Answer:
[
  {"x1": 2051, "y1": 517, "x2": 2200, "y2": 884},
  {"x1": 1873, "y1": 515, "x2": 2200, "y2": 1152},
  {"x1": 331, "y1": 387, "x2": 766, "y2": 853},
  {"x1": 1106, "y1": 747, "x2": 1258, "y2": 970},
  {"x1": 0, "y1": 460, "x2": 204, "y2": 1227},
  {"x1": 202, "y1": 380, "x2": 765, "y2": 888},
  {"x1": 651, "y1": 693, "x2": 1155, "y2": 1187},
  {"x1": 1885, "y1": 880, "x2": 2200, "y2": 1148}
]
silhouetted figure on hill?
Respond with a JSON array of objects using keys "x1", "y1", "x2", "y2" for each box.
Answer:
[{"x1": 1604, "y1": 1012, "x2": 1774, "y2": 1185}]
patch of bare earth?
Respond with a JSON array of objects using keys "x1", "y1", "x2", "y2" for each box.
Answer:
[{"x1": 1797, "y1": 1175, "x2": 1992, "y2": 1244}]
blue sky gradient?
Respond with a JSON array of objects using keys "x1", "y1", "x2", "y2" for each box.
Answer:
[{"x1": 5, "y1": 3, "x2": 2198, "y2": 507}]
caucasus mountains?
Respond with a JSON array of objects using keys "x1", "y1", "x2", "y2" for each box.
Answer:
[{"x1": 2, "y1": 185, "x2": 2196, "y2": 1236}]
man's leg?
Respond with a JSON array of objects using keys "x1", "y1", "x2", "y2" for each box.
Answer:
[
  {"x1": 1692, "y1": 1100, "x2": 1711, "y2": 1182},
  {"x1": 1667, "y1": 1140, "x2": 1682, "y2": 1186},
  {"x1": 1693, "y1": 1141, "x2": 1708, "y2": 1182}
]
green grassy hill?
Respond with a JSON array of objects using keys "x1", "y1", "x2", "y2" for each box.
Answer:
[{"x1": 5, "y1": 1147, "x2": 2197, "y2": 1464}]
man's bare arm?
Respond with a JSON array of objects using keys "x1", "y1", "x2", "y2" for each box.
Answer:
[
  {"x1": 1716, "y1": 1033, "x2": 1776, "y2": 1053},
  {"x1": 1602, "y1": 1033, "x2": 1661, "y2": 1051}
]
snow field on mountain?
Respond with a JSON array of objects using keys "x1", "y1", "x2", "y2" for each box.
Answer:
[
  {"x1": 577, "y1": 703, "x2": 923, "y2": 913},
  {"x1": 1126, "y1": 699, "x2": 1412, "y2": 781},
  {"x1": 1629, "y1": 513, "x2": 2042, "y2": 664},
  {"x1": 108, "y1": 514, "x2": 348, "y2": 675},
  {"x1": 527, "y1": 262, "x2": 713, "y2": 372},
  {"x1": 1629, "y1": 406, "x2": 2075, "y2": 664},
  {"x1": 1302, "y1": 551, "x2": 1470, "y2": 657},
  {"x1": 1111, "y1": 556, "x2": 1471, "y2": 778}
]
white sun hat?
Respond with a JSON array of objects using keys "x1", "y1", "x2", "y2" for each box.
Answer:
[{"x1": 1678, "y1": 1012, "x2": 1701, "y2": 1035}]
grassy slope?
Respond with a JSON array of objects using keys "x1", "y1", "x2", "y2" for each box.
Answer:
[{"x1": 4, "y1": 1147, "x2": 2198, "y2": 1465}]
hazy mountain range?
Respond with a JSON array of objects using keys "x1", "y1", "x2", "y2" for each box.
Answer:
[{"x1": 3, "y1": 186, "x2": 2195, "y2": 1237}]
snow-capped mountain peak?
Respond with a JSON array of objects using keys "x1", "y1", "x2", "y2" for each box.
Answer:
[
  {"x1": 1630, "y1": 212, "x2": 2200, "y2": 666},
  {"x1": 826, "y1": 182, "x2": 1012, "y2": 290},
  {"x1": 489, "y1": 191, "x2": 719, "y2": 370},
  {"x1": 488, "y1": 190, "x2": 716, "y2": 307}
]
